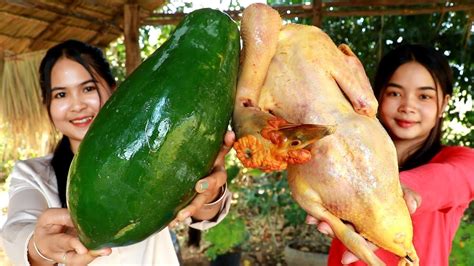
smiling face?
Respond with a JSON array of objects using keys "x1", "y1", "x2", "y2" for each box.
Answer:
[
  {"x1": 49, "y1": 58, "x2": 113, "y2": 153},
  {"x1": 378, "y1": 61, "x2": 449, "y2": 151}
]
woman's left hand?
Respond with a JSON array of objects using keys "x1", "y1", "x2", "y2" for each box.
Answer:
[{"x1": 171, "y1": 131, "x2": 235, "y2": 225}]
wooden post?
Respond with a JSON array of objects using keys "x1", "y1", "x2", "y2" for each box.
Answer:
[
  {"x1": 124, "y1": 3, "x2": 141, "y2": 76},
  {"x1": 312, "y1": 0, "x2": 323, "y2": 27},
  {"x1": 0, "y1": 48, "x2": 4, "y2": 85}
]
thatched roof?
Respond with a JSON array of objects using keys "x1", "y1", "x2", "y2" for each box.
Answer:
[{"x1": 0, "y1": 0, "x2": 165, "y2": 54}]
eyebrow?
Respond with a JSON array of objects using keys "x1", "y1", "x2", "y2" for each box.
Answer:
[
  {"x1": 386, "y1": 82, "x2": 436, "y2": 91},
  {"x1": 51, "y1": 79, "x2": 97, "y2": 92}
]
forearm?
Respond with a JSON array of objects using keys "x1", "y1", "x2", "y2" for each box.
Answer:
[
  {"x1": 400, "y1": 149, "x2": 474, "y2": 213},
  {"x1": 27, "y1": 235, "x2": 56, "y2": 266},
  {"x1": 2, "y1": 189, "x2": 49, "y2": 265}
]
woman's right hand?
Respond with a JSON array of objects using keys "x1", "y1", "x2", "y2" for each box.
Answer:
[
  {"x1": 29, "y1": 208, "x2": 111, "y2": 265},
  {"x1": 306, "y1": 185, "x2": 421, "y2": 264}
]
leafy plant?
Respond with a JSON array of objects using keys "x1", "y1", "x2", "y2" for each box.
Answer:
[
  {"x1": 230, "y1": 165, "x2": 330, "y2": 264},
  {"x1": 450, "y1": 216, "x2": 474, "y2": 266},
  {"x1": 203, "y1": 212, "x2": 248, "y2": 260},
  {"x1": 450, "y1": 202, "x2": 474, "y2": 265}
]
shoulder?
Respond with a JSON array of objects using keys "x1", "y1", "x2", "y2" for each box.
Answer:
[
  {"x1": 432, "y1": 146, "x2": 474, "y2": 162},
  {"x1": 8, "y1": 154, "x2": 55, "y2": 191},
  {"x1": 11, "y1": 154, "x2": 54, "y2": 177}
]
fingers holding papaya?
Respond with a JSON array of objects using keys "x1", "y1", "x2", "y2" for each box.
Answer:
[
  {"x1": 178, "y1": 161, "x2": 228, "y2": 222},
  {"x1": 213, "y1": 130, "x2": 236, "y2": 168},
  {"x1": 171, "y1": 131, "x2": 234, "y2": 225},
  {"x1": 30, "y1": 208, "x2": 110, "y2": 265}
]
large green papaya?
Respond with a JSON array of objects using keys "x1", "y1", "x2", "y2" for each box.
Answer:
[{"x1": 67, "y1": 8, "x2": 240, "y2": 249}]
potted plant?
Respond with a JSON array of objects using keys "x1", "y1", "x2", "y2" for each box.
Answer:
[
  {"x1": 202, "y1": 163, "x2": 249, "y2": 266},
  {"x1": 235, "y1": 168, "x2": 331, "y2": 264},
  {"x1": 203, "y1": 211, "x2": 248, "y2": 265}
]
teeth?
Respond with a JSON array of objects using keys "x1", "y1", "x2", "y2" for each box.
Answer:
[{"x1": 72, "y1": 117, "x2": 92, "y2": 124}]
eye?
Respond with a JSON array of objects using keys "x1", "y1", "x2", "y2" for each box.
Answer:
[
  {"x1": 290, "y1": 140, "x2": 301, "y2": 146},
  {"x1": 386, "y1": 91, "x2": 401, "y2": 97},
  {"x1": 419, "y1": 94, "x2": 432, "y2": 100},
  {"x1": 53, "y1": 91, "x2": 66, "y2": 99},
  {"x1": 84, "y1": 85, "x2": 97, "y2": 92}
]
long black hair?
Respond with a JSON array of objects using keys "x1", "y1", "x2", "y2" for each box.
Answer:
[
  {"x1": 39, "y1": 40, "x2": 116, "y2": 207},
  {"x1": 373, "y1": 44, "x2": 453, "y2": 171}
]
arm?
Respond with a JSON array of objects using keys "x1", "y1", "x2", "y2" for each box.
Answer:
[
  {"x1": 400, "y1": 146, "x2": 474, "y2": 214},
  {"x1": 28, "y1": 208, "x2": 110, "y2": 265},
  {"x1": 2, "y1": 188, "x2": 47, "y2": 265},
  {"x1": 1, "y1": 160, "x2": 110, "y2": 265}
]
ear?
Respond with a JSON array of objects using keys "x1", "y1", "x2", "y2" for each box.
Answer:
[{"x1": 439, "y1": 94, "x2": 450, "y2": 118}]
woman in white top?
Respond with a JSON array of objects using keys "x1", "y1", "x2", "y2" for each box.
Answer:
[{"x1": 1, "y1": 40, "x2": 234, "y2": 265}]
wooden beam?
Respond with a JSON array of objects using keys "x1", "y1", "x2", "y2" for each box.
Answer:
[
  {"x1": 124, "y1": 3, "x2": 141, "y2": 76},
  {"x1": 144, "y1": 9, "x2": 243, "y2": 25},
  {"x1": 312, "y1": 0, "x2": 323, "y2": 26},
  {"x1": 324, "y1": 0, "x2": 443, "y2": 8},
  {"x1": 143, "y1": 3, "x2": 474, "y2": 26},
  {"x1": 325, "y1": 4, "x2": 474, "y2": 17},
  {"x1": 0, "y1": 48, "x2": 4, "y2": 85}
]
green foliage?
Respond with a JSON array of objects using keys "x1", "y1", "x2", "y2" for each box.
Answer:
[
  {"x1": 203, "y1": 212, "x2": 248, "y2": 260},
  {"x1": 226, "y1": 164, "x2": 241, "y2": 183},
  {"x1": 106, "y1": 25, "x2": 175, "y2": 83},
  {"x1": 321, "y1": 12, "x2": 473, "y2": 147},
  {"x1": 105, "y1": 36, "x2": 126, "y2": 83},
  {"x1": 238, "y1": 169, "x2": 305, "y2": 225},
  {"x1": 450, "y1": 217, "x2": 474, "y2": 266},
  {"x1": 229, "y1": 164, "x2": 330, "y2": 261}
]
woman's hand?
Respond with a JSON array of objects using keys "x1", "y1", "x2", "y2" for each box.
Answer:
[
  {"x1": 171, "y1": 131, "x2": 235, "y2": 224},
  {"x1": 336, "y1": 44, "x2": 378, "y2": 117},
  {"x1": 29, "y1": 208, "x2": 111, "y2": 265},
  {"x1": 306, "y1": 185, "x2": 421, "y2": 264},
  {"x1": 401, "y1": 184, "x2": 422, "y2": 214}
]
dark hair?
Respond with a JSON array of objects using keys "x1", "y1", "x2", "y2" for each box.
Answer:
[
  {"x1": 373, "y1": 44, "x2": 453, "y2": 171},
  {"x1": 39, "y1": 40, "x2": 116, "y2": 207}
]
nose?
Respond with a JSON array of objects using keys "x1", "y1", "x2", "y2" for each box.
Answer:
[
  {"x1": 398, "y1": 95, "x2": 416, "y2": 114},
  {"x1": 70, "y1": 95, "x2": 87, "y2": 112}
]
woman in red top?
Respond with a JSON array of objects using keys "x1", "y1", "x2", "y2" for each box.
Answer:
[{"x1": 313, "y1": 44, "x2": 474, "y2": 266}]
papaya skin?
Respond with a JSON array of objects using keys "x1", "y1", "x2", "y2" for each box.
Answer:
[{"x1": 67, "y1": 9, "x2": 240, "y2": 249}]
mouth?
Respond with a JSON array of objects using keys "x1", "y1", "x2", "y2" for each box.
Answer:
[
  {"x1": 70, "y1": 116, "x2": 94, "y2": 127},
  {"x1": 395, "y1": 119, "x2": 417, "y2": 128}
]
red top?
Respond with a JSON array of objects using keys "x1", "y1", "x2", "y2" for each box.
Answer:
[{"x1": 327, "y1": 146, "x2": 474, "y2": 266}]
